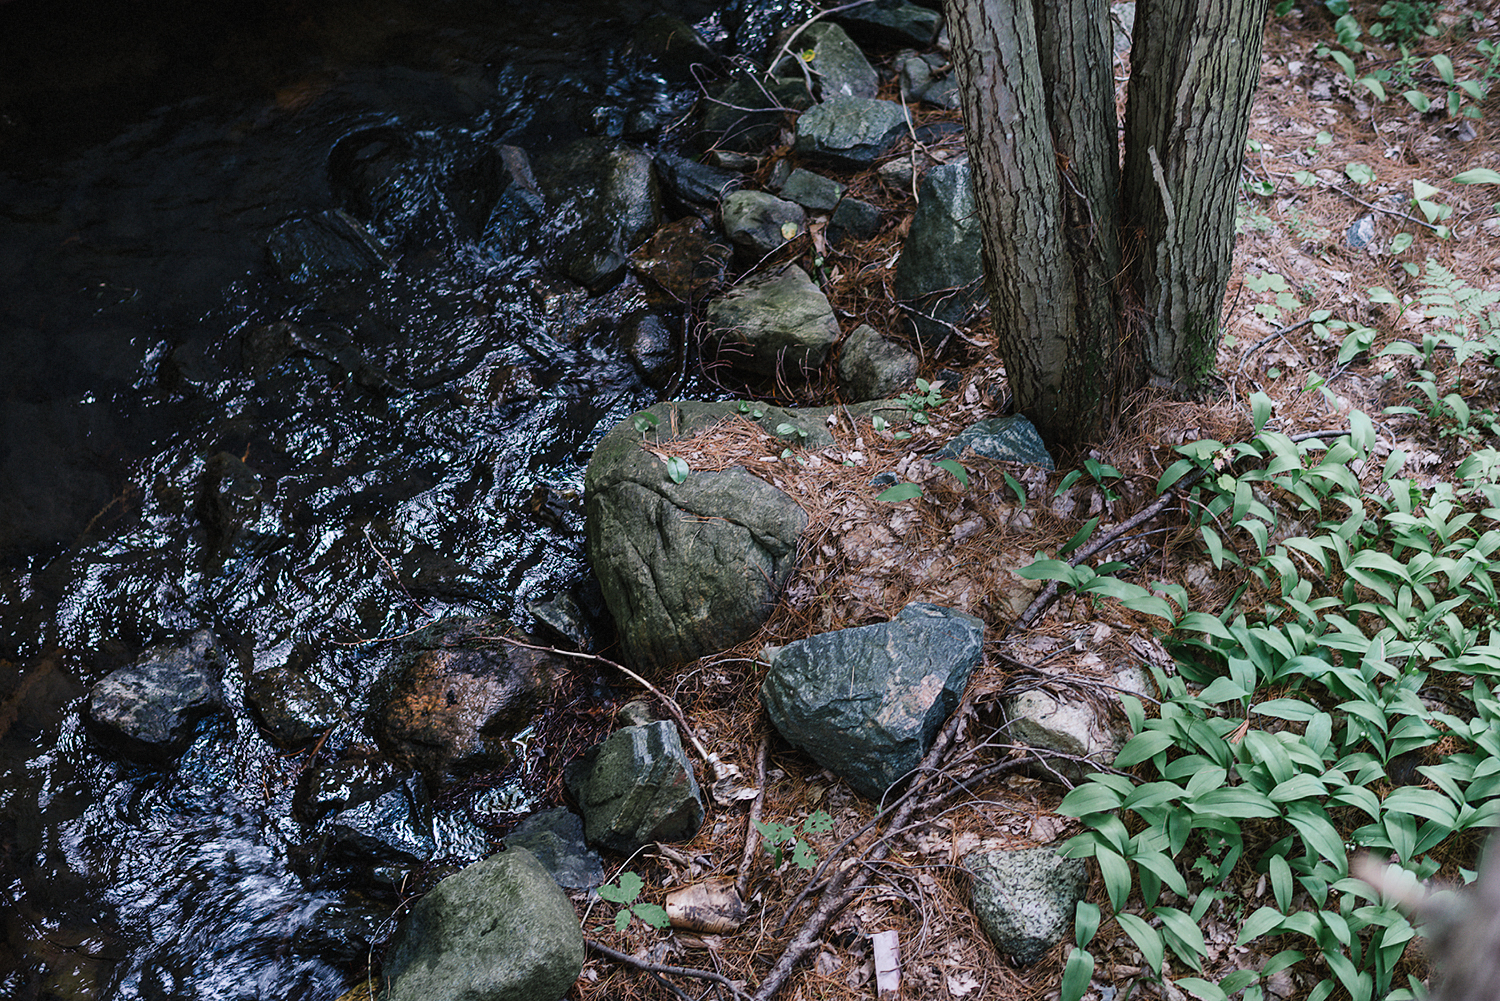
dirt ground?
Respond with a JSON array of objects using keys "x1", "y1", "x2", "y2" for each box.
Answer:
[{"x1": 568, "y1": 6, "x2": 1500, "y2": 1001}]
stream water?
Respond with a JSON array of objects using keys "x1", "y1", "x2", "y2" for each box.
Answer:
[{"x1": 0, "y1": 0, "x2": 787, "y2": 996}]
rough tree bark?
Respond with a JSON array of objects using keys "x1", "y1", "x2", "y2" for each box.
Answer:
[{"x1": 946, "y1": 0, "x2": 1269, "y2": 454}]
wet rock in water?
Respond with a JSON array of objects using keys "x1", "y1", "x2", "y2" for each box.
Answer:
[
  {"x1": 721, "y1": 189, "x2": 806, "y2": 262},
  {"x1": 837, "y1": 324, "x2": 919, "y2": 402},
  {"x1": 296, "y1": 752, "x2": 407, "y2": 822},
  {"x1": 833, "y1": 0, "x2": 943, "y2": 47},
  {"x1": 506, "y1": 807, "x2": 604, "y2": 891},
  {"x1": 629, "y1": 216, "x2": 730, "y2": 302},
  {"x1": 244, "y1": 647, "x2": 351, "y2": 749},
  {"x1": 265, "y1": 209, "x2": 390, "y2": 284},
  {"x1": 195, "y1": 451, "x2": 264, "y2": 561},
  {"x1": 704, "y1": 264, "x2": 839, "y2": 380},
  {"x1": 375, "y1": 619, "x2": 568, "y2": 783},
  {"x1": 934, "y1": 415, "x2": 1055, "y2": 471},
  {"x1": 967, "y1": 847, "x2": 1088, "y2": 965},
  {"x1": 654, "y1": 151, "x2": 743, "y2": 209},
  {"x1": 83, "y1": 630, "x2": 227, "y2": 766},
  {"x1": 778, "y1": 168, "x2": 844, "y2": 212},
  {"x1": 314, "y1": 773, "x2": 436, "y2": 881},
  {"x1": 565, "y1": 721, "x2": 705, "y2": 854},
  {"x1": 893, "y1": 160, "x2": 985, "y2": 344},
  {"x1": 828, "y1": 196, "x2": 883, "y2": 244},
  {"x1": 694, "y1": 74, "x2": 815, "y2": 155},
  {"x1": 725, "y1": 0, "x2": 822, "y2": 64},
  {"x1": 616, "y1": 310, "x2": 678, "y2": 389},
  {"x1": 299, "y1": 898, "x2": 391, "y2": 967},
  {"x1": 793, "y1": 97, "x2": 907, "y2": 169},
  {"x1": 585, "y1": 401, "x2": 808, "y2": 671},
  {"x1": 632, "y1": 14, "x2": 719, "y2": 78},
  {"x1": 532, "y1": 138, "x2": 662, "y2": 293},
  {"x1": 898, "y1": 51, "x2": 961, "y2": 109},
  {"x1": 381, "y1": 847, "x2": 584, "y2": 1001},
  {"x1": 525, "y1": 589, "x2": 596, "y2": 650},
  {"x1": 760, "y1": 603, "x2": 984, "y2": 799},
  {"x1": 773, "y1": 22, "x2": 878, "y2": 100}
]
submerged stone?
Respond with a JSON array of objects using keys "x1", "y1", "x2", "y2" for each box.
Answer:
[{"x1": 83, "y1": 631, "x2": 227, "y2": 766}]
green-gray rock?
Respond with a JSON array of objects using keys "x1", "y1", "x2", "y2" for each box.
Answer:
[
  {"x1": 793, "y1": 97, "x2": 907, "y2": 170},
  {"x1": 533, "y1": 139, "x2": 661, "y2": 293},
  {"x1": 565, "y1": 721, "x2": 705, "y2": 854},
  {"x1": 837, "y1": 324, "x2": 918, "y2": 402},
  {"x1": 721, "y1": 190, "x2": 806, "y2": 261},
  {"x1": 705, "y1": 265, "x2": 839, "y2": 380},
  {"x1": 774, "y1": 22, "x2": 878, "y2": 100},
  {"x1": 760, "y1": 603, "x2": 983, "y2": 799},
  {"x1": 966, "y1": 848, "x2": 1088, "y2": 965},
  {"x1": 833, "y1": 0, "x2": 942, "y2": 47},
  {"x1": 898, "y1": 51, "x2": 961, "y2": 110},
  {"x1": 778, "y1": 168, "x2": 845, "y2": 212},
  {"x1": 934, "y1": 415, "x2": 1055, "y2": 471},
  {"x1": 893, "y1": 160, "x2": 985, "y2": 343},
  {"x1": 696, "y1": 75, "x2": 815, "y2": 155},
  {"x1": 585, "y1": 401, "x2": 809, "y2": 671},
  {"x1": 381, "y1": 847, "x2": 584, "y2": 1001},
  {"x1": 828, "y1": 196, "x2": 883, "y2": 244}
]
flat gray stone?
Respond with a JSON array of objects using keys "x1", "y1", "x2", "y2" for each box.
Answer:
[
  {"x1": 837, "y1": 324, "x2": 918, "y2": 402},
  {"x1": 934, "y1": 415, "x2": 1055, "y2": 471},
  {"x1": 778, "y1": 169, "x2": 845, "y2": 212},
  {"x1": 834, "y1": 0, "x2": 942, "y2": 47},
  {"x1": 721, "y1": 189, "x2": 806, "y2": 262},
  {"x1": 565, "y1": 721, "x2": 705, "y2": 854},
  {"x1": 381, "y1": 847, "x2": 584, "y2": 1001},
  {"x1": 967, "y1": 847, "x2": 1088, "y2": 965},
  {"x1": 761, "y1": 603, "x2": 983, "y2": 799},
  {"x1": 705, "y1": 265, "x2": 840, "y2": 380},
  {"x1": 775, "y1": 22, "x2": 878, "y2": 100},
  {"x1": 793, "y1": 97, "x2": 907, "y2": 170},
  {"x1": 507, "y1": 808, "x2": 604, "y2": 891},
  {"x1": 828, "y1": 196, "x2": 883, "y2": 244}
]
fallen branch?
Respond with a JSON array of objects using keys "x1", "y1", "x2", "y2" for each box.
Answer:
[
  {"x1": 736, "y1": 737, "x2": 771, "y2": 900},
  {"x1": 482, "y1": 635, "x2": 717, "y2": 773},
  {"x1": 586, "y1": 938, "x2": 753, "y2": 1001}
]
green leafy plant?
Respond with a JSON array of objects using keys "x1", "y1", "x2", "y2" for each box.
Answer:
[
  {"x1": 598, "y1": 871, "x2": 671, "y2": 932},
  {"x1": 1043, "y1": 397, "x2": 1500, "y2": 1001},
  {"x1": 898, "y1": 378, "x2": 946, "y2": 425},
  {"x1": 756, "y1": 810, "x2": 833, "y2": 870},
  {"x1": 633, "y1": 412, "x2": 660, "y2": 435}
]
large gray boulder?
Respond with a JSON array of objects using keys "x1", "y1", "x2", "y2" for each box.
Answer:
[
  {"x1": 967, "y1": 848, "x2": 1088, "y2": 965},
  {"x1": 83, "y1": 631, "x2": 227, "y2": 766},
  {"x1": 721, "y1": 190, "x2": 806, "y2": 263},
  {"x1": 585, "y1": 401, "x2": 809, "y2": 671},
  {"x1": 793, "y1": 97, "x2": 907, "y2": 169},
  {"x1": 381, "y1": 847, "x2": 584, "y2": 1001},
  {"x1": 774, "y1": 22, "x2": 878, "y2": 100},
  {"x1": 893, "y1": 160, "x2": 985, "y2": 344},
  {"x1": 837, "y1": 324, "x2": 919, "y2": 402},
  {"x1": 760, "y1": 603, "x2": 984, "y2": 799},
  {"x1": 705, "y1": 265, "x2": 840, "y2": 380},
  {"x1": 565, "y1": 721, "x2": 705, "y2": 854},
  {"x1": 532, "y1": 139, "x2": 661, "y2": 292}
]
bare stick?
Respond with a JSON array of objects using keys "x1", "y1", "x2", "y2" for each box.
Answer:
[
  {"x1": 481, "y1": 634, "x2": 715, "y2": 769},
  {"x1": 736, "y1": 737, "x2": 771, "y2": 900},
  {"x1": 1005, "y1": 467, "x2": 1207, "y2": 636},
  {"x1": 586, "y1": 938, "x2": 753, "y2": 1001}
]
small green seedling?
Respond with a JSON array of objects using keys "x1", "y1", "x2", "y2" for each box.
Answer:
[
  {"x1": 633, "y1": 412, "x2": 660, "y2": 435},
  {"x1": 757, "y1": 811, "x2": 833, "y2": 870},
  {"x1": 597, "y1": 871, "x2": 670, "y2": 932}
]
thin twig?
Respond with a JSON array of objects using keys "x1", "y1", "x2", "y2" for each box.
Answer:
[
  {"x1": 586, "y1": 938, "x2": 753, "y2": 1001},
  {"x1": 481, "y1": 634, "x2": 715, "y2": 770},
  {"x1": 736, "y1": 737, "x2": 770, "y2": 900}
]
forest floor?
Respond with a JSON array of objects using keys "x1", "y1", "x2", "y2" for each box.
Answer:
[{"x1": 569, "y1": 6, "x2": 1500, "y2": 1001}]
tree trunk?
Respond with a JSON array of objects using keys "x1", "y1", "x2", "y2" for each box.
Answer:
[
  {"x1": 1121, "y1": 0, "x2": 1270, "y2": 391},
  {"x1": 946, "y1": 0, "x2": 1121, "y2": 454}
]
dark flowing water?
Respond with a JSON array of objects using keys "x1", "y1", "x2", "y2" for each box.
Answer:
[{"x1": 0, "y1": 0, "x2": 777, "y2": 996}]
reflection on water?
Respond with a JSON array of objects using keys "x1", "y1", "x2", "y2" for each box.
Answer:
[{"x1": 0, "y1": 0, "x2": 731, "y2": 995}]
